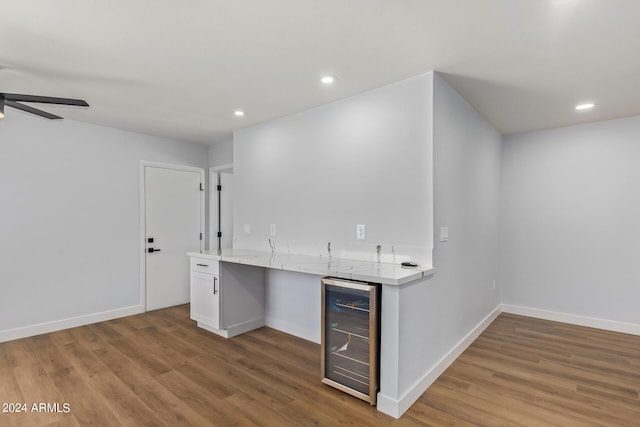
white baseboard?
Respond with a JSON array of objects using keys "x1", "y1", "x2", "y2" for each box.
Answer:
[
  {"x1": 501, "y1": 304, "x2": 640, "y2": 336},
  {"x1": 226, "y1": 317, "x2": 266, "y2": 337},
  {"x1": 265, "y1": 316, "x2": 320, "y2": 344},
  {"x1": 0, "y1": 305, "x2": 144, "y2": 343},
  {"x1": 197, "y1": 321, "x2": 230, "y2": 338},
  {"x1": 197, "y1": 318, "x2": 265, "y2": 338},
  {"x1": 377, "y1": 305, "x2": 502, "y2": 419}
]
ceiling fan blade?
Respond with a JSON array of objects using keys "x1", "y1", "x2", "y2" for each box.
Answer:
[
  {"x1": 5, "y1": 100, "x2": 63, "y2": 120},
  {"x1": 3, "y1": 93, "x2": 89, "y2": 107}
]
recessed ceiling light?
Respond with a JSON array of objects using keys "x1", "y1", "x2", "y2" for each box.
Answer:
[
  {"x1": 234, "y1": 110, "x2": 245, "y2": 117},
  {"x1": 321, "y1": 75, "x2": 338, "y2": 85},
  {"x1": 575, "y1": 103, "x2": 595, "y2": 111}
]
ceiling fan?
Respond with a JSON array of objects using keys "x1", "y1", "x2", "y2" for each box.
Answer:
[{"x1": 0, "y1": 92, "x2": 89, "y2": 120}]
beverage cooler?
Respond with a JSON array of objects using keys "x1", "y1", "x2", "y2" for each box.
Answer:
[{"x1": 321, "y1": 277, "x2": 380, "y2": 405}]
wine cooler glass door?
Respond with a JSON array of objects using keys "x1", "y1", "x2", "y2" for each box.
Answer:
[{"x1": 322, "y1": 278, "x2": 378, "y2": 404}]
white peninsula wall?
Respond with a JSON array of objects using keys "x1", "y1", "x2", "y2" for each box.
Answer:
[{"x1": 231, "y1": 71, "x2": 502, "y2": 417}]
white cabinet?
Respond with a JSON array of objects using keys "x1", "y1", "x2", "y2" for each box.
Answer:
[
  {"x1": 190, "y1": 270, "x2": 220, "y2": 329},
  {"x1": 189, "y1": 256, "x2": 265, "y2": 338},
  {"x1": 190, "y1": 256, "x2": 220, "y2": 328}
]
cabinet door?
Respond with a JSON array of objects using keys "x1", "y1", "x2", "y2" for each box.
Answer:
[{"x1": 190, "y1": 271, "x2": 220, "y2": 329}]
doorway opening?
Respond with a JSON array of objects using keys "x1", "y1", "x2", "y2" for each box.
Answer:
[{"x1": 209, "y1": 164, "x2": 233, "y2": 251}]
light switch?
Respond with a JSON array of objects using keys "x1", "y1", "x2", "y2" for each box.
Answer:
[
  {"x1": 356, "y1": 224, "x2": 366, "y2": 240},
  {"x1": 440, "y1": 227, "x2": 449, "y2": 242},
  {"x1": 243, "y1": 224, "x2": 251, "y2": 234},
  {"x1": 270, "y1": 224, "x2": 276, "y2": 236}
]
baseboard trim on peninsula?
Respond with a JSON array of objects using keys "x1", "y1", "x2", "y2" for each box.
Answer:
[
  {"x1": 501, "y1": 304, "x2": 640, "y2": 336},
  {"x1": 265, "y1": 316, "x2": 320, "y2": 344},
  {"x1": 377, "y1": 305, "x2": 502, "y2": 419},
  {"x1": 0, "y1": 305, "x2": 144, "y2": 343}
]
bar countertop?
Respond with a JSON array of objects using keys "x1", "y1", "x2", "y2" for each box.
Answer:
[{"x1": 187, "y1": 248, "x2": 434, "y2": 286}]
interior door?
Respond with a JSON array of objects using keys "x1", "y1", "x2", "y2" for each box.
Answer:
[{"x1": 145, "y1": 165, "x2": 202, "y2": 311}]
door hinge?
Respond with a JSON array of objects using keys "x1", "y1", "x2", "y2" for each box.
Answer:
[
  {"x1": 200, "y1": 233, "x2": 203, "y2": 240},
  {"x1": 217, "y1": 184, "x2": 222, "y2": 192},
  {"x1": 199, "y1": 183, "x2": 204, "y2": 191},
  {"x1": 217, "y1": 232, "x2": 222, "y2": 238}
]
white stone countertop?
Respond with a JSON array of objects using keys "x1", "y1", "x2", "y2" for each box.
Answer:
[{"x1": 187, "y1": 249, "x2": 434, "y2": 286}]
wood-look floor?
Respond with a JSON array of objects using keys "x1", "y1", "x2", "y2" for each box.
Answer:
[{"x1": 1, "y1": 308, "x2": 639, "y2": 426}]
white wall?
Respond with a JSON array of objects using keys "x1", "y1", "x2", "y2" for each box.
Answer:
[
  {"x1": 208, "y1": 139, "x2": 233, "y2": 167},
  {"x1": 233, "y1": 73, "x2": 433, "y2": 264},
  {"x1": 0, "y1": 113, "x2": 208, "y2": 338},
  {"x1": 264, "y1": 270, "x2": 322, "y2": 343},
  {"x1": 383, "y1": 72, "x2": 501, "y2": 411},
  {"x1": 232, "y1": 73, "x2": 434, "y2": 341},
  {"x1": 500, "y1": 116, "x2": 640, "y2": 327},
  {"x1": 414, "y1": 72, "x2": 501, "y2": 377}
]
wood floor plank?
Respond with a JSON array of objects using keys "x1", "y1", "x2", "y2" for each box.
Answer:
[
  {"x1": 141, "y1": 325, "x2": 202, "y2": 358},
  {"x1": 106, "y1": 322, "x2": 192, "y2": 371},
  {"x1": 5, "y1": 339, "x2": 71, "y2": 426},
  {"x1": 224, "y1": 391, "x2": 296, "y2": 427},
  {"x1": 189, "y1": 353, "x2": 295, "y2": 409},
  {"x1": 0, "y1": 346, "x2": 30, "y2": 427},
  {"x1": 56, "y1": 337, "x2": 107, "y2": 379},
  {"x1": 234, "y1": 331, "x2": 320, "y2": 375},
  {"x1": 277, "y1": 380, "x2": 389, "y2": 427},
  {"x1": 154, "y1": 370, "x2": 255, "y2": 427},
  {"x1": 463, "y1": 377, "x2": 604, "y2": 427},
  {"x1": 421, "y1": 383, "x2": 530, "y2": 427},
  {"x1": 165, "y1": 321, "x2": 250, "y2": 364},
  {"x1": 67, "y1": 324, "x2": 107, "y2": 352},
  {"x1": 90, "y1": 322, "x2": 173, "y2": 377},
  {"x1": 0, "y1": 345, "x2": 25, "y2": 402},
  {"x1": 41, "y1": 419, "x2": 81, "y2": 427},
  {"x1": 469, "y1": 364, "x2": 640, "y2": 425},
  {"x1": 2, "y1": 308, "x2": 640, "y2": 426},
  {"x1": 87, "y1": 370, "x2": 166, "y2": 427},
  {"x1": 389, "y1": 400, "x2": 476, "y2": 427},
  {"x1": 48, "y1": 366, "x2": 119, "y2": 427},
  {"x1": 173, "y1": 357, "x2": 240, "y2": 400},
  {"x1": 244, "y1": 326, "x2": 320, "y2": 369},
  {"x1": 91, "y1": 345, "x2": 210, "y2": 426}
]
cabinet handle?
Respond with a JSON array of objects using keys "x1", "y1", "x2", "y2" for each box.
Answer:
[
  {"x1": 196, "y1": 263, "x2": 208, "y2": 267},
  {"x1": 213, "y1": 276, "x2": 218, "y2": 295}
]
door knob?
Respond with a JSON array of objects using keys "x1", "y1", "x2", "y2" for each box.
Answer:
[{"x1": 147, "y1": 248, "x2": 161, "y2": 253}]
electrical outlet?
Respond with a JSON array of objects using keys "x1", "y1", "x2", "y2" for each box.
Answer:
[
  {"x1": 440, "y1": 227, "x2": 449, "y2": 242},
  {"x1": 356, "y1": 224, "x2": 366, "y2": 240},
  {"x1": 270, "y1": 224, "x2": 276, "y2": 236}
]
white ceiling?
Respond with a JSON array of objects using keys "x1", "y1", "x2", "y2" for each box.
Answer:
[{"x1": 1, "y1": 0, "x2": 639, "y2": 145}]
